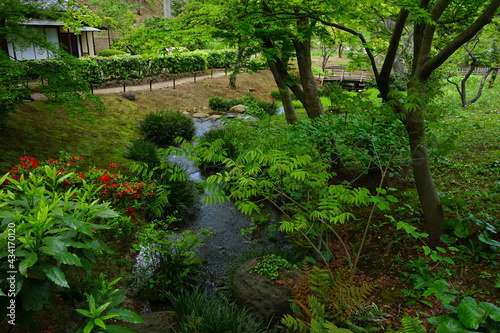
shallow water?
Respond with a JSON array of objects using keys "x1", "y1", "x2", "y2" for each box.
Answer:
[{"x1": 135, "y1": 116, "x2": 287, "y2": 298}]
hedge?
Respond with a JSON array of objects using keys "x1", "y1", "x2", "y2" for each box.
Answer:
[{"x1": 21, "y1": 49, "x2": 238, "y2": 84}]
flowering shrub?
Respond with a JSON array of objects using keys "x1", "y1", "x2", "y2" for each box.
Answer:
[{"x1": 6, "y1": 155, "x2": 155, "y2": 226}]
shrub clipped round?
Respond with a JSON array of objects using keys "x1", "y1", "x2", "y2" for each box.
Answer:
[
  {"x1": 139, "y1": 109, "x2": 195, "y2": 146},
  {"x1": 124, "y1": 139, "x2": 160, "y2": 167},
  {"x1": 98, "y1": 49, "x2": 128, "y2": 57}
]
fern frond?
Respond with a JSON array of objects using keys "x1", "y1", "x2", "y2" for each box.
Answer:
[{"x1": 397, "y1": 314, "x2": 426, "y2": 333}]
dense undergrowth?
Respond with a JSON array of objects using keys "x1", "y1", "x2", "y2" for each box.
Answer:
[{"x1": 0, "y1": 73, "x2": 499, "y2": 332}]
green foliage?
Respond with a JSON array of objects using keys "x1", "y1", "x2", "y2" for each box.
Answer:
[
  {"x1": 20, "y1": 56, "x2": 106, "y2": 120},
  {"x1": 397, "y1": 222, "x2": 458, "y2": 307},
  {"x1": 0, "y1": 52, "x2": 29, "y2": 127},
  {"x1": 208, "y1": 96, "x2": 236, "y2": 112},
  {"x1": 208, "y1": 95, "x2": 278, "y2": 117},
  {"x1": 288, "y1": 108, "x2": 409, "y2": 176},
  {"x1": 134, "y1": 219, "x2": 210, "y2": 295},
  {"x1": 98, "y1": 49, "x2": 129, "y2": 57},
  {"x1": 0, "y1": 168, "x2": 115, "y2": 326},
  {"x1": 71, "y1": 273, "x2": 143, "y2": 333},
  {"x1": 247, "y1": 56, "x2": 268, "y2": 72},
  {"x1": 124, "y1": 139, "x2": 160, "y2": 168},
  {"x1": 250, "y1": 254, "x2": 295, "y2": 280},
  {"x1": 428, "y1": 297, "x2": 500, "y2": 332},
  {"x1": 89, "y1": 0, "x2": 136, "y2": 37},
  {"x1": 282, "y1": 295, "x2": 354, "y2": 333},
  {"x1": 242, "y1": 95, "x2": 279, "y2": 119},
  {"x1": 394, "y1": 314, "x2": 426, "y2": 333},
  {"x1": 166, "y1": 287, "x2": 268, "y2": 333},
  {"x1": 206, "y1": 49, "x2": 238, "y2": 68},
  {"x1": 139, "y1": 109, "x2": 195, "y2": 146},
  {"x1": 130, "y1": 156, "x2": 200, "y2": 220},
  {"x1": 196, "y1": 127, "x2": 238, "y2": 171},
  {"x1": 303, "y1": 266, "x2": 377, "y2": 324},
  {"x1": 161, "y1": 51, "x2": 208, "y2": 74}
]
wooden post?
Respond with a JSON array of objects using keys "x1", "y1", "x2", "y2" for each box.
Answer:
[
  {"x1": 90, "y1": 84, "x2": 93, "y2": 94},
  {"x1": 194, "y1": 72, "x2": 196, "y2": 83},
  {"x1": 150, "y1": 80, "x2": 153, "y2": 91},
  {"x1": 173, "y1": 77, "x2": 176, "y2": 89},
  {"x1": 123, "y1": 82, "x2": 126, "y2": 92}
]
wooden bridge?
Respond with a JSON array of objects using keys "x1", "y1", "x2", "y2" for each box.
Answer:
[{"x1": 322, "y1": 66, "x2": 374, "y2": 92}]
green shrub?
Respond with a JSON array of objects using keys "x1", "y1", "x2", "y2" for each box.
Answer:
[
  {"x1": 0, "y1": 165, "x2": 116, "y2": 328},
  {"x1": 139, "y1": 109, "x2": 195, "y2": 146},
  {"x1": 270, "y1": 90, "x2": 281, "y2": 101},
  {"x1": 208, "y1": 96, "x2": 242, "y2": 112},
  {"x1": 166, "y1": 288, "x2": 268, "y2": 333},
  {"x1": 247, "y1": 56, "x2": 268, "y2": 72},
  {"x1": 98, "y1": 49, "x2": 128, "y2": 57},
  {"x1": 124, "y1": 139, "x2": 160, "y2": 167},
  {"x1": 206, "y1": 49, "x2": 238, "y2": 68}
]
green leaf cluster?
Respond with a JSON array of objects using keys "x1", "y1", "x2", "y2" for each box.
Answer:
[
  {"x1": 0, "y1": 169, "x2": 115, "y2": 324},
  {"x1": 429, "y1": 297, "x2": 500, "y2": 332},
  {"x1": 72, "y1": 273, "x2": 144, "y2": 333}
]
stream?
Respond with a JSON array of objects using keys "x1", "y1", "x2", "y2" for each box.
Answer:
[{"x1": 136, "y1": 116, "x2": 287, "y2": 301}]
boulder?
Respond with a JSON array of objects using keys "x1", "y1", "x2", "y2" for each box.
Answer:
[
  {"x1": 229, "y1": 104, "x2": 248, "y2": 114},
  {"x1": 232, "y1": 257, "x2": 298, "y2": 322},
  {"x1": 122, "y1": 91, "x2": 136, "y2": 101}
]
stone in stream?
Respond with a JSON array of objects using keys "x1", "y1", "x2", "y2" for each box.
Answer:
[
  {"x1": 228, "y1": 104, "x2": 248, "y2": 113},
  {"x1": 192, "y1": 112, "x2": 208, "y2": 118}
]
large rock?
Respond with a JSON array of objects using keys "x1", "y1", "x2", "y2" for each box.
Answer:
[
  {"x1": 122, "y1": 91, "x2": 136, "y2": 101},
  {"x1": 229, "y1": 104, "x2": 248, "y2": 113},
  {"x1": 232, "y1": 257, "x2": 299, "y2": 322}
]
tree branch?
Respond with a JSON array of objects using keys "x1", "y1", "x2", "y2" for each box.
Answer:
[
  {"x1": 377, "y1": 8, "x2": 410, "y2": 101},
  {"x1": 310, "y1": 15, "x2": 379, "y2": 78},
  {"x1": 419, "y1": 0, "x2": 500, "y2": 79}
]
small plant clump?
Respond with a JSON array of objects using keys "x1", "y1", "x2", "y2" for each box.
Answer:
[
  {"x1": 250, "y1": 254, "x2": 296, "y2": 280},
  {"x1": 139, "y1": 109, "x2": 195, "y2": 146},
  {"x1": 124, "y1": 139, "x2": 160, "y2": 167},
  {"x1": 97, "y1": 49, "x2": 129, "y2": 57}
]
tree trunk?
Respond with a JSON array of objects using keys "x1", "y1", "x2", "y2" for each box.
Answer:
[
  {"x1": 405, "y1": 111, "x2": 444, "y2": 239},
  {"x1": 293, "y1": 37, "x2": 324, "y2": 119},
  {"x1": 163, "y1": 0, "x2": 172, "y2": 19},
  {"x1": 268, "y1": 61, "x2": 298, "y2": 124}
]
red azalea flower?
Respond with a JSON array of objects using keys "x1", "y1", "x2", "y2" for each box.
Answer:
[
  {"x1": 108, "y1": 162, "x2": 119, "y2": 168},
  {"x1": 99, "y1": 174, "x2": 111, "y2": 182},
  {"x1": 78, "y1": 173, "x2": 85, "y2": 178}
]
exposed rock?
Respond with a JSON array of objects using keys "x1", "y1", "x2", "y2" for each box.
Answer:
[
  {"x1": 122, "y1": 91, "x2": 136, "y2": 101},
  {"x1": 192, "y1": 112, "x2": 208, "y2": 118},
  {"x1": 249, "y1": 88, "x2": 256, "y2": 92},
  {"x1": 122, "y1": 311, "x2": 177, "y2": 333},
  {"x1": 232, "y1": 257, "x2": 299, "y2": 323},
  {"x1": 229, "y1": 104, "x2": 248, "y2": 113},
  {"x1": 209, "y1": 114, "x2": 223, "y2": 120}
]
